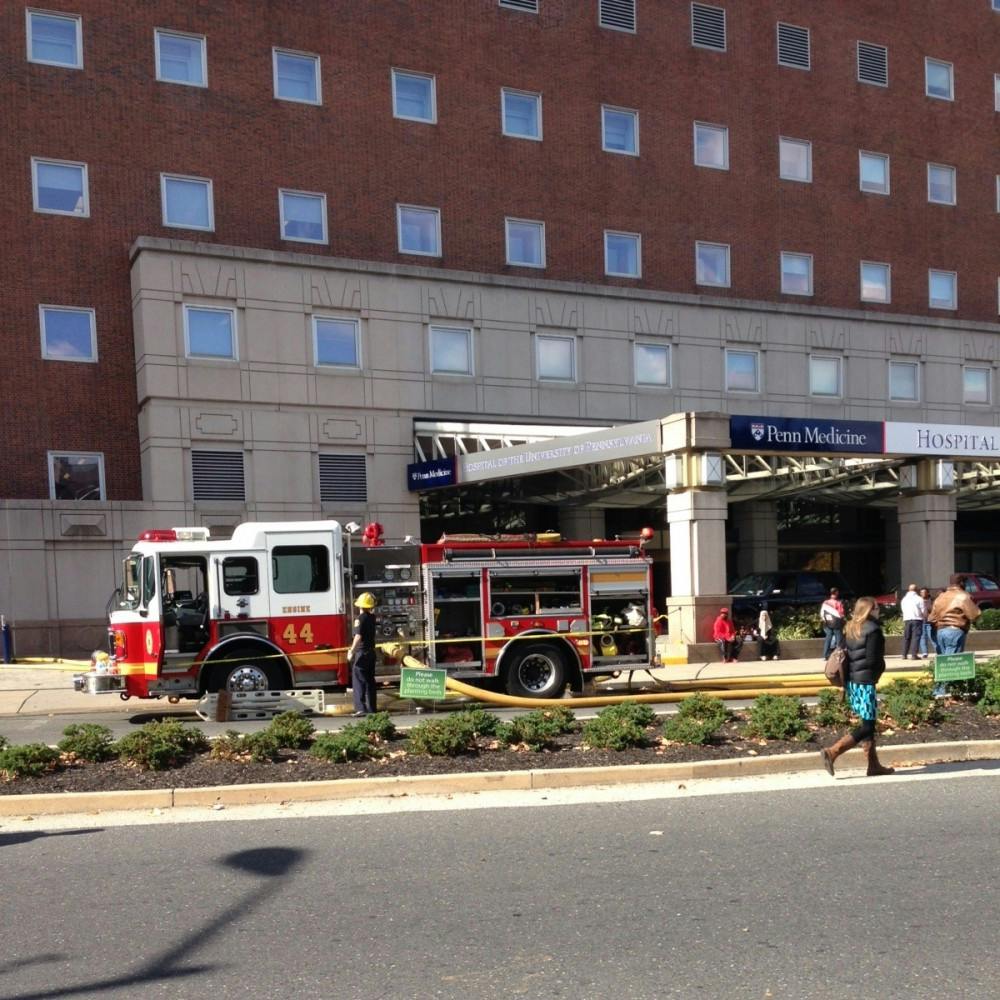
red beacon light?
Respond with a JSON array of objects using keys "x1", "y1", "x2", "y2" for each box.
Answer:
[
  {"x1": 139, "y1": 529, "x2": 177, "y2": 542},
  {"x1": 639, "y1": 526, "x2": 655, "y2": 545}
]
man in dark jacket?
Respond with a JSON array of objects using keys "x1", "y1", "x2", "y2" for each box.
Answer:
[{"x1": 349, "y1": 592, "x2": 378, "y2": 716}]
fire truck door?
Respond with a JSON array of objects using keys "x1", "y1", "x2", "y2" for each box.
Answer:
[{"x1": 215, "y1": 555, "x2": 269, "y2": 621}]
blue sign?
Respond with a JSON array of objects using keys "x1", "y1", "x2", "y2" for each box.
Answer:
[
  {"x1": 730, "y1": 415, "x2": 883, "y2": 454},
  {"x1": 407, "y1": 457, "x2": 457, "y2": 491}
]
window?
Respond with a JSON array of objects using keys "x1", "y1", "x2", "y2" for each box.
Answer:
[
  {"x1": 39, "y1": 305, "x2": 96, "y2": 362},
  {"x1": 505, "y1": 218, "x2": 545, "y2": 267},
  {"x1": 777, "y1": 22, "x2": 810, "y2": 69},
  {"x1": 779, "y1": 137, "x2": 811, "y2": 182},
  {"x1": 889, "y1": 361, "x2": 919, "y2": 402},
  {"x1": 695, "y1": 241, "x2": 730, "y2": 287},
  {"x1": 602, "y1": 106, "x2": 638, "y2": 155},
  {"x1": 500, "y1": 0, "x2": 539, "y2": 11},
  {"x1": 857, "y1": 41, "x2": 888, "y2": 86},
  {"x1": 313, "y1": 317, "x2": 360, "y2": 368},
  {"x1": 392, "y1": 69, "x2": 436, "y2": 123},
  {"x1": 928, "y1": 269, "x2": 957, "y2": 310},
  {"x1": 691, "y1": 4, "x2": 726, "y2": 51},
  {"x1": 997, "y1": 176, "x2": 1000, "y2": 212},
  {"x1": 809, "y1": 356, "x2": 842, "y2": 397},
  {"x1": 725, "y1": 349, "x2": 759, "y2": 392},
  {"x1": 995, "y1": 74, "x2": 1000, "y2": 111},
  {"x1": 49, "y1": 452, "x2": 104, "y2": 500},
  {"x1": 859, "y1": 151, "x2": 889, "y2": 194},
  {"x1": 693, "y1": 122, "x2": 728, "y2": 169},
  {"x1": 27, "y1": 9, "x2": 82, "y2": 68},
  {"x1": 925, "y1": 58, "x2": 953, "y2": 100},
  {"x1": 964, "y1": 366, "x2": 991, "y2": 404},
  {"x1": 155, "y1": 29, "x2": 206, "y2": 86},
  {"x1": 319, "y1": 454, "x2": 367, "y2": 503},
  {"x1": 397, "y1": 204, "x2": 441, "y2": 256},
  {"x1": 860, "y1": 261, "x2": 891, "y2": 303},
  {"x1": 537, "y1": 334, "x2": 576, "y2": 381},
  {"x1": 501, "y1": 89, "x2": 542, "y2": 139},
  {"x1": 184, "y1": 305, "x2": 236, "y2": 359},
  {"x1": 273, "y1": 49, "x2": 320, "y2": 104},
  {"x1": 599, "y1": 0, "x2": 636, "y2": 33},
  {"x1": 191, "y1": 450, "x2": 245, "y2": 501},
  {"x1": 223, "y1": 557, "x2": 259, "y2": 596},
  {"x1": 272, "y1": 546, "x2": 330, "y2": 593},
  {"x1": 279, "y1": 189, "x2": 327, "y2": 243},
  {"x1": 781, "y1": 252, "x2": 813, "y2": 295},
  {"x1": 635, "y1": 343, "x2": 671, "y2": 386},
  {"x1": 31, "y1": 158, "x2": 88, "y2": 216},
  {"x1": 161, "y1": 174, "x2": 213, "y2": 230},
  {"x1": 604, "y1": 230, "x2": 641, "y2": 277},
  {"x1": 927, "y1": 163, "x2": 956, "y2": 205},
  {"x1": 430, "y1": 326, "x2": 473, "y2": 375}
]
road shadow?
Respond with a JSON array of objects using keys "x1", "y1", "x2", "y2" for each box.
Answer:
[
  {"x1": 126, "y1": 710, "x2": 200, "y2": 725},
  {"x1": 0, "y1": 828, "x2": 99, "y2": 848},
  {"x1": 840, "y1": 757, "x2": 1000, "y2": 780}
]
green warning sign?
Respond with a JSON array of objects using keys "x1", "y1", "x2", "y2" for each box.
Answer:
[
  {"x1": 933, "y1": 652, "x2": 976, "y2": 682},
  {"x1": 399, "y1": 666, "x2": 447, "y2": 700}
]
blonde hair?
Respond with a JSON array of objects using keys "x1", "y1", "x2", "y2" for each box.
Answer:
[{"x1": 844, "y1": 596, "x2": 877, "y2": 642}]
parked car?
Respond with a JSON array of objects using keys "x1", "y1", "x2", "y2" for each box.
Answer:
[
  {"x1": 877, "y1": 574, "x2": 1000, "y2": 611},
  {"x1": 728, "y1": 571, "x2": 855, "y2": 620}
]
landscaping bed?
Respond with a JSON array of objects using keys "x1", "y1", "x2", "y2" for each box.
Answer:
[{"x1": 1, "y1": 679, "x2": 998, "y2": 796}]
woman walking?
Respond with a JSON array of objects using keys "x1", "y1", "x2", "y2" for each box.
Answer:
[{"x1": 820, "y1": 596, "x2": 895, "y2": 777}]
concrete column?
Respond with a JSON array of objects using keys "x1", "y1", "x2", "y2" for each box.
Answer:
[
  {"x1": 881, "y1": 509, "x2": 900, "y2": 589},
  {"x1": 897, "y1": 492, "x2": 956, "y2": 590},
  {"x1": 559, "y1": 507, "x2": 606, "y2": 542},
  {"x1": 732, "y1": 500, "x2": 778, "y2": 577},
  {"x1": 666, "y1": 489, "x2": 729, "y2": 643}
]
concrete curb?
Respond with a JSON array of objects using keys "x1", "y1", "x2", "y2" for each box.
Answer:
[{"x1": 1, "y1": 739, "x2": 998, "y2": 818}]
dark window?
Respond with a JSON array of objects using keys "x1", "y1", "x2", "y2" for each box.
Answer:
[
  {"x1": 978, "y1": 577, "x2": 999, "y2": 591},
  {"x1": 272, "y1": 546, "x2": 330, "y2": 594},
  {"x1": 797, "y1": 575, "x2": 828, "y2": 599},
  {"x1": 142, "y1": 556, "x2": 157, "y2": 607},
  {"x1": 223, "y1": 557, "x2": 260, "y2": 596}
]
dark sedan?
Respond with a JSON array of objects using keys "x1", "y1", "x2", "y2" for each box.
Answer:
[{"x1": 729, "y1": 571, "x2": 855, "y2": 620}]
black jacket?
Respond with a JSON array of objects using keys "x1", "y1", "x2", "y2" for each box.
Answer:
[{"x1": 844, "y1": 618, "x2": 885, "y2": 686}]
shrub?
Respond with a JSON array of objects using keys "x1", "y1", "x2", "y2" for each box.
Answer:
[
  {"x1": 879, "y1": 613, "x2": 903, "y2": 637},
  {"x1": 58, "y1": 723, "x2": 116, "y2": 762},
  {"x1": 210, "y1": 730, "x2": 283, "y2": 763},
  {"x1": 264, "y1": 711, "x2": 315, "y2": 749},
  {"x1": 0, "y1": 735, "x2": 7, "y2": 752},
  {"x1": 0, "y1": 743, "x2": 61, "y2": 780},
  {"x1": 497, "y1": 710, "x2": 563, "y2": 751},
  {"x1": 114, "y1": 719, "x2": 209, "y2": 771},
  {"x1": 356, "y1": 711, "x2": 397, "y2": 741},
  {"x1": 773, "y1": 609, "x2": 822, "y2": 640},
  {"x1": 880, "y1": 678, "x2": 942, "y2": 728},
  {"x1": 311, "y1": 725, "x2": 385, "y2": 762},
  {"x1": 979, "y1": 674, "x2": 1000, "y2": 716},
  {"x1": 973, "y1": 609, "x2": 1000, "y2": 631},
  {"x1": 581, "y1": 704, "x2": 651, "y2": 751},
  {"x1": 663, "y1": 693, "x2": 729, "y2": 745},
  {"x1": 601, "y1": 701, "x2": 657, "y2": 729},
  {"x1": 945, "y1": 658, "x2": 1000, "y2": 701},
  {"x1": 407, "y1": 715, "x2": 476, "y2": 756},
  {"x1": 745, "y1": 694, "x2": 810, "y2": 741},
  {"x1": 813, "y1": 688, "x2": 851, "y2": 727}
]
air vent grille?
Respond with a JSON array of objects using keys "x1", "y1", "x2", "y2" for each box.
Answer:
[
  {"x1": 691, "y1": 3, "x2": 726, "y2": 51},
  {"x1": 599, "y1": 0, "x2": 636, "y2": 33},
  {"x1": 777, "y1": 22, "x2": 810, "y2": 69},
  {"x1": 319, "y1": 454, "x2": 368, "y2": 504},
  {"x1": 500, "y1": 0, "x2": 538, "y2": 12},
  {"x1": 192, "y1": 450, "x2": 246, "y2": 502},
  {"x1": 857, "y1": 41, "x2": 888, "y2": 86}
]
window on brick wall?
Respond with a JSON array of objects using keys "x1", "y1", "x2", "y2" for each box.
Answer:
[
  {"x1": 779, "y1": 137, "x2": 811, "y2": 182},
  {"x1": 781, "y1": 252, "x2": 813, "y2": 296},
  {"x1": 777, "y1": 22, "x2": 810, "y2": 69},
  {"x1": 505, "y1": 218, "x2": 545, "y2": 267},
  {"x1": 273, "y1": 49, "x2": 321, "y2": 104},
  {"x1": 925, "y1": 58, "x2": 953, "y2": 100},
  {"x1": 694, "y1": 122, "x2": 728, "y2": 169},
  {"x1": 599, "y1": 0, "x2": 636, "y2": 33},
  {"x1": 857, "y1": 41, "x2": 888, "y2": 86},
  {"x1": 604, "y1": 231, "x2": 641, "y2": 277},
  {"x1": 32, "y1": 158, "x2": 89, "y2": 216},
  {"x1": 859, "y1": 151, "x2": 889, "y2": 194},
  {"x1": 161, "y1": 174, "x2": 214, "y2": 230},
  {"x1": 602, "y1": 106, "x2": 639, "y2": 154},
  {"x1": 691, "y1": 4, "x2": 726, "y2": 51},
  {"x1": 155, "y1": 29, "x2": 207, "y2": 87},
  {"x1": 397, "y1": 204, "x2": 441, "y2": 256},
  {"x1": 279, "y1": 189, "x2": 327, "y2": 243},
  {"x1": 49, "y1": 451, "x2": 105, "y2": 500},
  {"x1": 39, "y1": 305, "x2": 97, "y2": 362},
  {"x1": 860, "y1": 261, "x2": 891, "y2": 303},
  {"x1": 392, "y1": 69, "x2": 436, "y2": 123},
  {"x1": 192, "y1": 450, "x2": 245, "y2": 501},
  {"x1": 27, "y1": 9, "x2": 82, "y2": 69},
  {"x1": 319, "y1": 454, "x2": 367, "y2": 503},
  {"x1": 927, "y1": 163, "x2": 956, "y2": 205},
  {"x1": 501, "y1": 88, "x2": 542, "y2": 139},
  {"x1": 995, "y1": 74, "x2": 1000, "y2": 111},
  {"x1": 695, "y1": 241, "x2": 730, "y2": 287},
  {"x1": 928, "y1": 269, "x2": 957, "y2": 310}
]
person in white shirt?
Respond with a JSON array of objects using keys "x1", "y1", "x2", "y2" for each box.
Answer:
[{"x1": 899, "y1": 582, "x2": 925, "y2": 659}]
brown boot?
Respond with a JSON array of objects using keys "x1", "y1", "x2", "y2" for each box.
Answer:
[
  {"x1": 862, "y1": 740, "x2": 895, "y2": 777},
  {"x1": 820, "y1": 734, "x2": 857, "y2": 776}
]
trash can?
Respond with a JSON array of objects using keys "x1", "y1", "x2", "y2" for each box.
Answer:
[{"x1": 1, "y1": 615, "x2": 13, "y2": 664}]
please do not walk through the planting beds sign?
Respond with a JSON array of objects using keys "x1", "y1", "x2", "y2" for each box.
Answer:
[{"x1": 933, "y1": 652, "x2": 976, "y2": 682}]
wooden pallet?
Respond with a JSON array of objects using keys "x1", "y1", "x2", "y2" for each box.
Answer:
[{"x1": 196, "y1": 688, "x2": 326, "y2": 722}]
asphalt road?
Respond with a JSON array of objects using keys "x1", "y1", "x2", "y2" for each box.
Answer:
[{"x1": 1, "y1": 774, "x2": 996, "y2": 999}]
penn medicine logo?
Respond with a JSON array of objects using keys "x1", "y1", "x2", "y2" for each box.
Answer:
[{"x1": 751, "y1": 422, "x2": 766, "y2": 442}]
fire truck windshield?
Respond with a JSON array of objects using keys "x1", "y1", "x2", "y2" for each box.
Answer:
[{"x1": 121, "y1": 554, "x2": 142, "y2": 610}]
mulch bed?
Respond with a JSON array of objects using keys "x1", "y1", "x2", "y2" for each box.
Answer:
[{"x1": 2, "y1": 702, "x2": 998, "y2": 796}]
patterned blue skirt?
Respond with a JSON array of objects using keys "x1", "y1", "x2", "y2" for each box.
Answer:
[{"x1": 845, "y1": 682, "x2": 878, "y2": 721}]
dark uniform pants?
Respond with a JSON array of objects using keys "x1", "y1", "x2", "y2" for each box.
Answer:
[{"x1": 351, "y1": 651, "x2": 377, "y2": 714}]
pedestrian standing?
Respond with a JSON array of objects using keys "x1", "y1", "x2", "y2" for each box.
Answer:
[
  {"x1": 756, "y1": 608, "x2": 780, "y2": 661},
  {"x1": 820, "y1": 588, "x2": 846, "y2": 659},
  {"x1": 349, "y1": 591, "x2": 378, "y2": 716},
  {"x1": 927, "y1": 575, "x2": 981, "y2": 654},
  {"x1": 712, "y1": 607, "x2": 741, "y2": 662},
  {"x1": 917, "y1": 586, "x2": 935, "y2": 658},
  {"x1": 819, "y1": 596, "x2": 894, "y2": 777},
  {"x1": 899, "y1": 583, "x2": 924, "y2": 659}
]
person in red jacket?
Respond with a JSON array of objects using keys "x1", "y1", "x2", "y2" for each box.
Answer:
[{"x1": 712, "y1": 607, "x2": 741, "y2": 662}]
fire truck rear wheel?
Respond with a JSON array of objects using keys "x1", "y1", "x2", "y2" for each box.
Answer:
[
  {"x1": 213, "y1": 661, "x2": 283, "y2": 694},
  {"x1": 504, "y1": 642, "x2": 567, "y2": 699}
]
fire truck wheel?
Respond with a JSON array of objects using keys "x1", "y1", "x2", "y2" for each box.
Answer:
[
  {"x1": 213, "y1": 660, "x2": 283, "y2": 694},
  {"x1": 504, "y1": 642, "x2": 567, "y2": 699}
]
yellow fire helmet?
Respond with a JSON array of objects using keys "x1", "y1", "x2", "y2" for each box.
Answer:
[{"x1": 354, "y1": 591, "x2": 377, "y2": 609}]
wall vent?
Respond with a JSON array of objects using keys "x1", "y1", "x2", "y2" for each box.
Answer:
[
  {"x1": 320, "y1": 454, "x2": 368, "y2": 504},
  {"x1": 599, "y1": 0, "x2": 636, "y2": 33},
  {"x1": 192, "y1": 450, "x2": 245, "y2": 501},
  {"x1": 857, "y1": 41, "x2": 888, "y2": 86},
  {"x1": 500, "y1": 0, "x2": 539, "y2": 12},
  {"x1": 691, "y1": 3, "x2": 726, "y2": 51},
  {"x1": 777, "y1": 22, "x2": 810, "y2": 69}
]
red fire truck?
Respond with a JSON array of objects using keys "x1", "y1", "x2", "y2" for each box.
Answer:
[{"x1": 77, "y1": 520, "x2": 655, "y2": 700}]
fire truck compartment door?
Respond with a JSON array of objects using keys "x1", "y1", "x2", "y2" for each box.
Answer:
[
  {"x1": 265, "y1": 533, "x2": 341, "y2": 616},
  {"x1": 589, "y1": 568, "x2": 649, "y2": 595}
]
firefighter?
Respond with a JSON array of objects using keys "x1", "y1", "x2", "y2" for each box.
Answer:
[{"x1": 348, "y1": 592, "x2": 378, "y2": 716}]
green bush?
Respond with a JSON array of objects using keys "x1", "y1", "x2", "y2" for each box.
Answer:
[
  {"x1": 945, "y1": 658, "x2": 1000, "y2": 701},
  {"x1": 210, "y1": 730, "x2": 283, "y2": 763},
  {"x1": 114, "y1": 719, "x2": 209, "y2": 771},
  {"x1": 745, "y1": 694, "x2": 810, "y2": 741},
  {"x1": 407, "y1": 715, "x2": 478, "y2": 756},
  {"x1": 581, "y1": 704, "x2": 651, "y2": 751},
  {"x1": 663, "y1": 693, "x2": 728, "y2": 744},
  {"x1": 311, "y1": 725, "x2": 385, "y2": 762},
  {"x1": 880, "y1": 678, "x2": 942, "y2": 727},
  {"x1": 772, "y1": 609, "x2": 822, "y2": 640},
  {"x1": 0, "y1": 743, "x2": 61, "y2": 780},
  {"x1": 879, "y1": 613, "x2": 904, "y2": 637},
  {"x1": 813, "y1": 688, "x2": 851, "y2": 727},
  {"x1": 58, "y1": 723, "x2": 116, "y2": 762},
  {"x1": 497, "y1": 710, "x2": 563, "y2": 751},
  {"x1": 978, "y1": 674, "x2": 1000, "y2": 716},
  {"x1": 0, "y1": 735, "x2": 7, "y2": 752},
  {"x1": 264, "y1": 711, "x2": 315, "y2": 749},
  {"x1": 973, "y1": 609, "x2": 1000, "y2": 631},
  {"x1": 356, "y1": 711, "x2": 397, "y2": 741}
]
